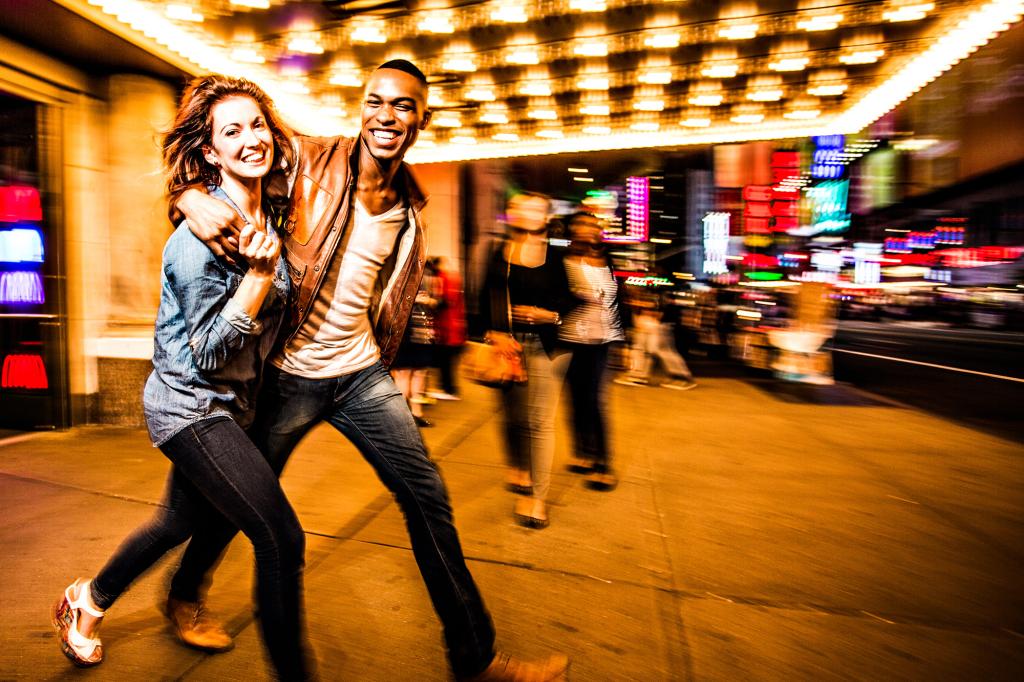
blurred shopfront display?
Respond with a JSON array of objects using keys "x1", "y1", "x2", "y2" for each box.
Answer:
[{"x1": 0, "y1": 95, "x2": 68, "y2": 428}]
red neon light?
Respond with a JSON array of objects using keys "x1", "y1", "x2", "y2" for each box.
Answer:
[
  {"x1": 0, "y1": 185, "x2": 43, "y2": 222},
  {"x1": 1, "y1": 353, "x2": 48, "y2": 389}
]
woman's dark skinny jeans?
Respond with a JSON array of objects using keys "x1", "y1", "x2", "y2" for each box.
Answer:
[{"x1": 89, "y1": 416, "x2": 310, "y2": 680}]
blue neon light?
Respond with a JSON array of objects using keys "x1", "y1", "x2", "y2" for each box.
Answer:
[{"x1": 0, "y1": 227, "x2": 44, "y2": 263}]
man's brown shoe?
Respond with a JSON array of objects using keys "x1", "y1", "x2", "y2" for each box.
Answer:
[
  {"x1": 165, "y1": 597, "x2": 234, "y2": 652},
  {"x1": 462, "y1": 652, "x2": 569, "y2": 682}
]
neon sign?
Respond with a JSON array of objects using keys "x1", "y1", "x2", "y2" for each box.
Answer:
[
  {"x1": 605, "y1": 177, "x2": 649, "y2": 243},
  {"x1": 702, "y1": 212, "x2": 730, "y2": 275},
  {"x1": 0, "y1": 270, "x2": 44, "y2": 304},
  {"x1": 0, "y1": 227, "x2": 44, "y2": 262},
  {"x1": 812, "y1": 135, "x2": 845, "y2": 179},
  {"x1": 807, "y1": 179, "x2": 850, "y2": 233},
  {"x1": 0, "y1": 185, "x2": 43, "y2": 222},
  {"x1": 1, "y1": 353, "x2": 48, "y2": 389}
]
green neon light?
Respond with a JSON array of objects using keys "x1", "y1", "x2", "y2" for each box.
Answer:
[{"x1": 746, "y1": 272, "x2": 783, "y2": 281}]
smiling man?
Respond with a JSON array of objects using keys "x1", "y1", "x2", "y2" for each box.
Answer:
[{"x1": 172, "y1": 61, "x2": 568, "y2": 681}]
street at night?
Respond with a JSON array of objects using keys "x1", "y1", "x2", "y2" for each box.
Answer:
[
  {"x1": 2, "y1": 371, "x2": 1022, "y2": 680},
  {"x1": 2, "y1": 0, "x2": 1024, "y2": 679},
  {"x1": 834, "y1": 321, "x2": 1024, "y2": 440}
]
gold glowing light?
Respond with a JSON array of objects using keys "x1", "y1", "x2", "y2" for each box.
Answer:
[
  {"x1": 577, "y1": 76, "x2": 610, "y2": 90},
  {"x1": 797, "y1": 13, "x2": 843, "y2": 31}
]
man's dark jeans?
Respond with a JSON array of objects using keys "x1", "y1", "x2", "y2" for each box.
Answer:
[
  {"x1": 92, "y1": 417, "x2": 310, "y2": 679},
  {"x1": 170, "y1": 361, "x2": 496, "y2": 678}
]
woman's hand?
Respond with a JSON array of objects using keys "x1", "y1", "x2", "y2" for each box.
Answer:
[
  {"x1": 179, "y1": 188, "x2": 245, "y2": 260},
  {"x1": 485, "y1": 331, "x2": 522, "y2": 357},
  {"x1": 511, "y1": 305, "x2": 559, "y2": 325},
  {"x1": 238, "y1": 223, "x2": 280, "y2": 277}
]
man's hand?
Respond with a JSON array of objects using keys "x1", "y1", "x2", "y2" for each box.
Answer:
[{"x1": 179, "y1": 188, "x2": 245, "y2": 259}]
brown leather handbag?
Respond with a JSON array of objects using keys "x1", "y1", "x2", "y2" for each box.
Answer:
[{"x1": 464, "y1": 258, "x2": 527, "y2": 388}]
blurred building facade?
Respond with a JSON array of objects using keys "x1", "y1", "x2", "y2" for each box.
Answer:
[{"x1": 1, "y1": 3, "x2": 1022, "y2": 430}]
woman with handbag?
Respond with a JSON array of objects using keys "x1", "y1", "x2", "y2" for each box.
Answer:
[{"x1": 479, "y1": 192, "x2": 573, "y2": 529}]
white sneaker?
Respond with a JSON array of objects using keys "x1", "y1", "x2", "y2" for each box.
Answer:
[
  {"x1": 662, "y1": 380, "x2": 697, "y2": 391},
  {"x1": 614, "y1": 376, "x2": 648, "y2": 386},
  {"x1": 428, "y1": 391, "x2": 461, "y2": 401}
]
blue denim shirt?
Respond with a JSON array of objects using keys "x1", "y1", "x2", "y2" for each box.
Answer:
[{"x1": 144, "y1": 186, "x2": 289, "y2": 446}]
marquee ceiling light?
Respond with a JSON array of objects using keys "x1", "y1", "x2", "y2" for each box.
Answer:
[
  {"x1": 574, "y1": 40, "x2": 609, "y2": 57},
  {"x1": 491, "y1": 4, "x2": 529, "y2": 24},
  {"x1": 465, "y1": 87, "x2": 496, "y2": 102},
  {"x1": 419, "y1": 12, "x2": 455, "y2": 34},
  {"x1": 644, "y1": 31, "x2": 681, "y2": 49},
  {"x1": 442, "y1": 55, "x2": 477, "y2": 72},
  {"x1": 67, "y1": 0, "x2": 1022, "y2": 163},
  {"x1": 520, "y1": 81, "x2": 553, "y2": 96},
  {"x1": 287, "y1": 35, "x2": 323, "y2": 55},
  {"x1": 638, "y1": 69, "x2": 673, "y2": 85},
  {"x1": 770, "y1": 56, "x2": 810, "y2": 71},
  {"x1": 690, "y1": 93, "x2": 725, "y2": 107},
  {"x1": 577, "y1": 75, "x2": 611, "y2": 90},
  {"x1": 329, "y1": 72, "x2": 362, "y2": 87},
  {"x1": 797, "y1": 13, "x2": 844, "y2": 31},
  {"x1": 527, "y1": 109, "x2": 559, "y2": 120},
  {"x1": 570, "y1": 0, "x2": 608, "y2": 11},
  {"x1": 166, "y1": 4, "x2": 203, "y2": 23},
  {"x1": 839, "y1": 48, "x2": 885, "y2": 64},
  {"x1": 506, "y1": 47, "x2": 540, "y2": 64},
  {"x1": 433, "y1": 113, "x2": 462, "y2": 128},
  {"x1": 718, "y1": 21, "x2": 760, "y2": 40},
  {"x1": 681, "y1": 116, "x2": 712, "y2": 127},
  {"x1": 351, "y1": 23, "x2": 387, "y2": 44},
  {"x1": 493, "y1": 132, "x2": 520, "y2": 141},
  {"x1": 634, "y1": 99, "x2": 665, "y2": 112},
  {"x1": 230, "y1": 47, "x2": 264, "y2": 64},
  {"x1": 884, "y1": 2, "x2": 936, "y2": 21},
  {"x1": 702, "y1": 63, "x2": 740, "y2": 78}
]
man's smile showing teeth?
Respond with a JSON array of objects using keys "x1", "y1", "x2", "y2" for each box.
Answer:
[{"x1": 373, "y1": 130, "x2": 399, "y2": 142}]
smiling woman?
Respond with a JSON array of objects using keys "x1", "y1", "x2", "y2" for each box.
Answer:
[{"x1": 52, "y1": 75, "x2": 312, "y2": 679}]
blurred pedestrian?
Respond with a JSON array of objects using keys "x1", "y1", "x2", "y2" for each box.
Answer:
[
  {"x1": 616, "y1": 295, "x2": 698, "y2": 390},
  {"x1": 53, "y1": 75, "x2": 312, "y2": 678},
  {"x1": 479, "y1": 192, "x2": 572, "y2": 528},
  {"x1": 392, "y1": 258, "x2": 442, "y2": 426},
  {"x1": 560, "y1": 212, "x2": 625, "y2": 491},
  {"x1": 172, "y1": 61, "x2": 567, "y2": 681},
  {"x1": 430, "y1": 255, "x2": 467, "y2": 401}
]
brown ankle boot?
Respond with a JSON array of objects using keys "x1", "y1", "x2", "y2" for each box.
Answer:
[
  {"x1": 461, "y1": 652, "x2": 569, "y2": 682},
  {"x1": 165, "y1": 597, "x2": 234, "y2": 652}
]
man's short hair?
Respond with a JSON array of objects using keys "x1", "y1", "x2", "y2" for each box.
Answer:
[{"x1": 376, "y1": 59, "x2": 428, "y2": 86}]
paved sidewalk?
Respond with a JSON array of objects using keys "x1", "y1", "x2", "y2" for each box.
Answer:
[{"x1": 1, "y1": 369, "x2": 1023, "y2": 680}]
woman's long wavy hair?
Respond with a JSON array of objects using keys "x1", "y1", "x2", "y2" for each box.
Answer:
[{"x1": 163, "y1": 75, "x2": 293, "y2": 200}]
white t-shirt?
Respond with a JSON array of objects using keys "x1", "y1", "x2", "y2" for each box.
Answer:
[{"x1": 273, "y1": 199, "x2": 407, "y2": 378}]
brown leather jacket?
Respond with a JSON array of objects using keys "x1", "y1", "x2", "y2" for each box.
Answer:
[{"x1": 273, "y1": 135, "x2": 427, "y2": 367}]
